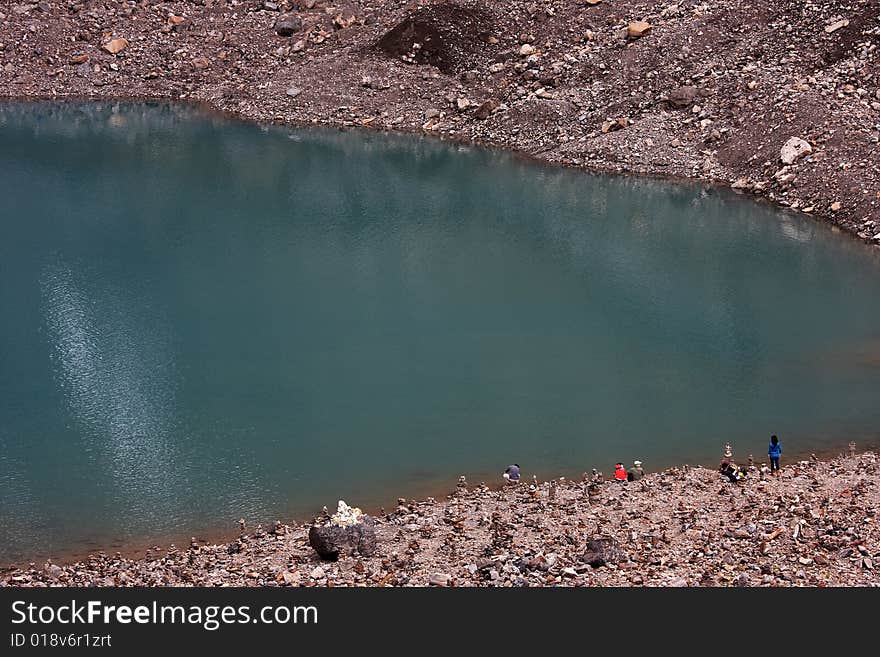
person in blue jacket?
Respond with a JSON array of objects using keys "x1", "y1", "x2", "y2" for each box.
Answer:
[{"x1": 768, "y1": 435, "x2": 782, "y2": 475}]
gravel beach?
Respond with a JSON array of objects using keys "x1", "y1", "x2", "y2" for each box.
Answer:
[{"x1": 2, "y1": 450, "x2": 877, "y2": 587}]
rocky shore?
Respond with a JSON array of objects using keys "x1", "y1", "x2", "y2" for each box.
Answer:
[
  {"x1": 2, "y1": 449, "x2": 877, "y2": 587},
  {"x1": 0, "y1": 0, "x2": 878, "y2": 245},
  {"x1": 1, "y1": 2, "x2": 879, "y2": 587}
]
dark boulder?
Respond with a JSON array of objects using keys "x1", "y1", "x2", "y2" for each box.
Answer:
[
  {"x1": 308, "y1": 517, "x2": 377, "y2": 560},
  {"x1": 582, "y1": 537, "x2": 625, "y2": 567},
  {"x1": 374, "y1": 4, "x2": 502, "y2": 75},
  {"x1": 275, "y1": 14, "x2": 303, "y2": 37}
]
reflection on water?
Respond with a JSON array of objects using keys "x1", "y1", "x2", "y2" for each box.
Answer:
[
  {"x1": 1, "y1": 102, "x2": 880, "y2": 562},
  {"x1": 41, "y1": 258, "x2": 184, "y2": 532}
]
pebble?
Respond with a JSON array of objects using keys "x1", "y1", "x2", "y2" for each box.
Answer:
[
  {"x1": 429, "y1": 572, "x2": 451, "y2": 587},
  {"x1": 627, "y1": 22, "x2": 652, "y2": 39},
  {"x1": 102, "y1": 38, "x2": 128, "y2": 54},
  {"x1": 824, "y1": 19, "x2": 849, "y2": 34},
  {"x1": 45, "y1": 564, "x2": 63, "y2": 579}
]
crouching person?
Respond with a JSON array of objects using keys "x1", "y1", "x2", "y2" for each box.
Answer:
[{"x1": 719, "y1": 459, "x2": 746, "y2": 484}]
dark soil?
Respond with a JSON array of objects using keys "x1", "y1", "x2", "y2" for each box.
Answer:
[{"x1": 374, "y1": 3, "x2": 504, "y2": 74}]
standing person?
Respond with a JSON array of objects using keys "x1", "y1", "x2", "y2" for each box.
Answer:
[
  {"x1": 614, "y1": 462, "x2": 628, "y2": 482},
  {"x1": 503, "y1": 464, "x2": 521, "y2": 484},
  {"x1": 768, "y1": 435, "x2": 782, "y2": 475}
]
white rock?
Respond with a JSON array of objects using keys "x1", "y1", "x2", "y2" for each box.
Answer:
[
  {"x1": 780, "y1": 137, "x2": 812, "y2": 165},
  {"x1": 824, "y1": 19, "x2": 849, "y2": 34},
  {"x1": 45, "y1": 564, "x2": 64, "y2": 579},
  {"x1": 330, "y1": 500, "x2": 363, "y2": 526},
  {"x1": 429, "y1": 573, "x2": 451, "y2": 586}
]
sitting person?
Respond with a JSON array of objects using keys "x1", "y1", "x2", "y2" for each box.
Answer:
[
  {"x1": 628, "y1": 460, "x2": 645, "y2": 481},
  {"x1": 719, "y1": 459, "x2": 745, "y2": 483},
  {"x1": 502, "y1": 464, "x2": 521, "y2": 484},
  {"x1": 614, "y1": 462, "x2": 628, "y2": 482}
]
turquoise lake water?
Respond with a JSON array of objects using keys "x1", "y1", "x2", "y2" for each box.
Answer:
[{"x1": 1, "y1": 102, "x2": 879, "y2": 562}]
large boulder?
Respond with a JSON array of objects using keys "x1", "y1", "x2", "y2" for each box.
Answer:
[
  {"x1": 582, "y1": 537, "x2": 626, "y2": 567},
  {"x1": 308, "y1": 517, "x2": 377, "y2": 560}
]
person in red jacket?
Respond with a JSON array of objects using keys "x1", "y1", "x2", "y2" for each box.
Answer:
[{"x1": 614, "y1": 462, "x2": 628, "y2": 482}]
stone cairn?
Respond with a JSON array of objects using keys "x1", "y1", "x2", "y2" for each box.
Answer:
[{"x1": 308, "y1": 501, "x2": 377, "y2": 561}]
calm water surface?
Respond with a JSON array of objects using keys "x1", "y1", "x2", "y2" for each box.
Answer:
[{"x1": 1, "y1": 103, "x2": 879, "y2": 562}]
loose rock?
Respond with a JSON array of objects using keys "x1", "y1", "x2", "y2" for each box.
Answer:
[
  {"x1": 275, "y1": 14, "x2": 303, "y2": 37},
  {"x1": 627, "y1": 22, "x2": 652, "y2": 39},
  {"x1": 102, "y1": 38, "x2": 128, "y2": 55},
  {"x1": 780, "y1": 137, "x2": 812, "y2": 165}
]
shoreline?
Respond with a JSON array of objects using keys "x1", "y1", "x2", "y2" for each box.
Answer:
[
  {"x1": 2, "y1": 445, "x2": 877, "y2": 587},
  {"x1": 1, "y1": 439, "x2": 876, "y2": 575},
  {"x1": 7, "y1": 93, "x2": 864, "y2": 249},
  {"x1": 0, "y1": 0, "x2": 878, "y2": 248},
  {"x1": 1, "y1": 86, "x2": 875, "y2": 254}
]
